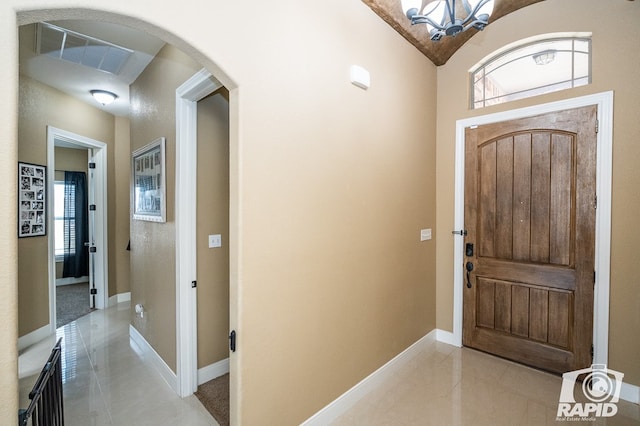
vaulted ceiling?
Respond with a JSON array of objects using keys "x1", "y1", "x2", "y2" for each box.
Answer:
[{"x1": 361, "y1": 0, "x2": 544, "y2": 66}]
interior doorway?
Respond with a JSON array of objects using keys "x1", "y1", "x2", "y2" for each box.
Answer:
[
  {"x1": 175, "y1": 69, "x2": 231, "y2": 425},
  {"x1": 52, "y1": 142, "x2": 93, "y2": 328},
  {"x1": 175, "y1": 69, "x2": 225, "y2": 393},
  {"x1": 47, "y1": 126, "x2": 109, "y2": 334}
]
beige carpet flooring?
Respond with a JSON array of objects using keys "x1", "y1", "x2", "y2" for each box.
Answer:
[{"x1": 195, "y1": 373, "x2": 229, "y2": 426}]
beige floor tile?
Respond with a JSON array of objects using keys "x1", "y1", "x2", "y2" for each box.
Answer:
[
  {"x1": 332, "y1": 344, "x2": 640, "y2": 426},
  {"x1": 19, "y1": 305, "x2": 639, "y2": 425}
]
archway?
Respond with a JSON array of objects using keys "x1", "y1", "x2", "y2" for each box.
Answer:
[{"x1": 8, "y1": 6, "x2": 241, "y2": 424}]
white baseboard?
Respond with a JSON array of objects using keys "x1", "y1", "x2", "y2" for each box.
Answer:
[
  {"x1": 620, "y1": 381, "x2": 640, "y2": 405},
  {"x1": 18, "y1": 324, "x2": 51, "y2": 352},
  {"x1": 301, "y1": 329, "x2": 438, "y2": 425},
  {"x1": 198, "y1": 358, "x2": 230, "y2": 385},
  {"x1": 55, "y1": 276, "x2": 89, "y2": 286},
  {"x1": 129, "y1": 325, "x2": 177, "y2": 393},
  {"x1": 436, "y1": 329, "x2": 459, "y2": 347},
  {"x1": 109, "y1": 292, "x2": 131, "y2": 306}
]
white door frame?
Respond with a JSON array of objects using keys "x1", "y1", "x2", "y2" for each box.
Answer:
[
  {"x1": 47, "y1": 126, "x2": 109, "y2": 334},
  {"x1": 175, "y1": 69, "x2": 223, "y2": 397},
  {"x1": 452, "y1": 91, "x2": 614, "y2": 366}
]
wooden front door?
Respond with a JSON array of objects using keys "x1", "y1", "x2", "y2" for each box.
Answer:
[{"x1": 463, "y1": 106, "x2": 597, "y2": 373}]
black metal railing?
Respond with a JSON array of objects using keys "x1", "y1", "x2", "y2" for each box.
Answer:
[{"x1": 18, "y1": 338, "x2": 64, "y2": 426}]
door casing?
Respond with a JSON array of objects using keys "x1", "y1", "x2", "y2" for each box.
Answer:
[{"x1": 451, "y1": 91, "x2": 613, "y2": 367}]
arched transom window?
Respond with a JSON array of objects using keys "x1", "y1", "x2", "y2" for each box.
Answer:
[{"x1": 470, "y1": 34, "x2": 592, "y2": 109}]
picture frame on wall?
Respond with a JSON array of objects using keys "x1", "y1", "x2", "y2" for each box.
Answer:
[
  {"x1": 132, "y1": 137, "x2": 166, "y2": 222},
  {"x1": 18, "y1": 162, "x2": 47, "y2": 237}
]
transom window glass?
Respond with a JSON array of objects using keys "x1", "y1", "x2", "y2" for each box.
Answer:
[{"x1": 471, "y1": 35, "x2": 591, "y2": 109}]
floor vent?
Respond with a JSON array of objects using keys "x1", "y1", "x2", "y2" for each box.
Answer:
[{"x1": 37, "y1": 22, "x2": 133, "y2": 75}]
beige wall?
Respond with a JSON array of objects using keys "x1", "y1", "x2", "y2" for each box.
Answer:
[
  {"x1": 129, "y1": 43, "x2": 201, "y2": 372},
  {"x1": 54, "y1": 147, "x2": 89, "y2": 279},
  {"x1": 113, "y1": 116, "x2": 131, "y2": 296},
  {"x1": 17, "y1": 73, "x2": 116, "y2": 336},
  {"x1": 225, "y1": 5, "x2": 436, "y2": 423},
  {"x1": 197, "y1": 89, "x2": 230, "y2": 368},
  {"x1": 6, "y1": 1, "x2": 437, "y2": 424},
  {"x1": 435, "y1": 0, "x2": 640, "y2": 387},
  {"x1": 54, "y1": 147, "x2": 88, "y2": 177}
]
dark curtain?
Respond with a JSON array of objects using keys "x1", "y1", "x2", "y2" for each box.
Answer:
[{"x1": 62, "y1": 171, "x2": 89, "y2": 278}]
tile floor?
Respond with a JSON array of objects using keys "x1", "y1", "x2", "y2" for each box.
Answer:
[
  {"x1": 332, "y1": 342, "x2": 640, "y2": 425},
  {"x1": 19, "y1": 302, "x2": 640, "y2": 425},
  {"x1": 19, "y1": 301, "x2": 217, "y2": 425}
]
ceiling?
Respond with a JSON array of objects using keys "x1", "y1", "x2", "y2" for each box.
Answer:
[
  {"x1": 19, "y1": 20, "x2": 165, "y2": 116},
  {"x1": 16, "y1": 2, "x2": 562, "y2": 116},
  {"x1": 361, "y1": 0, "x2": 544, "y2": 66}
]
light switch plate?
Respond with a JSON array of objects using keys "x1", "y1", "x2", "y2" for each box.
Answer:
[
  {"x1": 208, "y1": 234, "x2": 222, "y2": 248},
  {"x1": 420, "y1": 229, "x2": 432, "y2": 241}
]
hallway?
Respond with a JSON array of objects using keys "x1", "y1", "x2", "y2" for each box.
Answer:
[{"x1": 18, "y1": 301, "x2": 216, "y2": 425}]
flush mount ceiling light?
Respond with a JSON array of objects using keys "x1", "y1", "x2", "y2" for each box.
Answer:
[
  {"x1": 90, "y1": 90, "x2": 118, "y2": 106},
  {"x1": 532, "y1": 49, "x2": 557, "y2": 65},
  {"x1": 401, "y1": 0, "x2": 495, "y2": 41}
]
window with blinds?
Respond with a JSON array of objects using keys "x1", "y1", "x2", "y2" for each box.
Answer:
[{"x1": 54, "y1": 181, "x2": 76, "y2": 258}]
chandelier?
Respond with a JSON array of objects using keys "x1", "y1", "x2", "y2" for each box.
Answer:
[{"x1": 401, "y1": 0, "x2": 495, "y2": 41}]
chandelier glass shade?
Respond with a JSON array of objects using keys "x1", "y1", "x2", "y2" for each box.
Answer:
[{"x1": 401, "y1": 0, "x2": 495, "y2": 41}]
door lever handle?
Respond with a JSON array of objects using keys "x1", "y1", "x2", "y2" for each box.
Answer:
[{"x1": 465, "y1": 262, "x2": 474, "y2": 288}]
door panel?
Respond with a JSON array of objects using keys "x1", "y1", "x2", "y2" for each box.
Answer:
[
  {"x1": 463, "y1": 106, "x2": 597, "y2": 373},
  {"x1": 531, "y1": 135, "x2": 551, "y2": 262}
]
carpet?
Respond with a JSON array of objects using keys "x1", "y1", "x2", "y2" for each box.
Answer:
[
  {"x1": 56, "y1": 282, "x2": 95, "y2": 328},
  {"x1": 195, "y1": 373, "x2": 229, "y2": 426}
]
